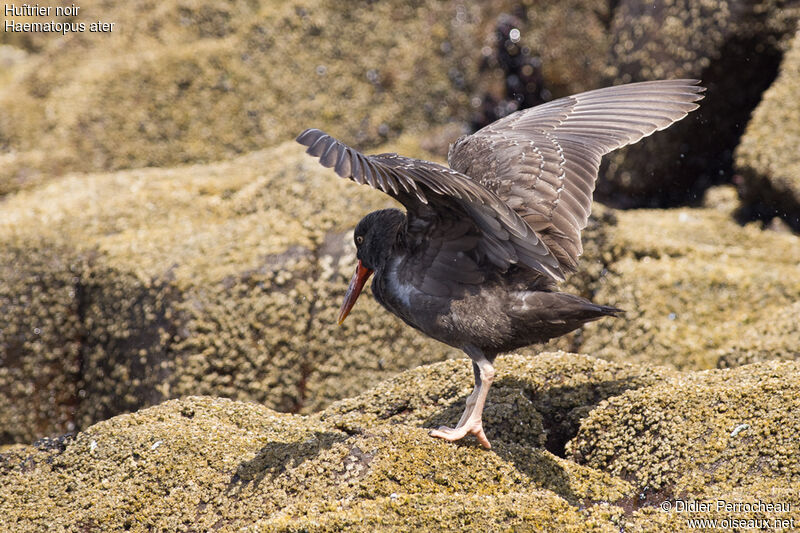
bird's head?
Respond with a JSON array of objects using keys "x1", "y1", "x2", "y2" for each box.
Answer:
[{"x1": 338, "y1": 208, "x2": 405, "y2": 325}]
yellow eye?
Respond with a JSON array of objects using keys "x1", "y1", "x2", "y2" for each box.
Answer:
[{"x1": 355, "y1": 235, "x2": 364, "y2": 245}]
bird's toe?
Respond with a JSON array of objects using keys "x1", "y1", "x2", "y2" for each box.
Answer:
[
  {"x1": 429, "y1": 426, "x2": 461, "y2": 440},
  {"x1": 429, "y1": 423, "x2": 491, "y2": 449}
]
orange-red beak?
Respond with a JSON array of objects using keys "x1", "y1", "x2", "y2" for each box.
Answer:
[{"x1": 338, "y1": 260, "x2": 374, "y2": 325}]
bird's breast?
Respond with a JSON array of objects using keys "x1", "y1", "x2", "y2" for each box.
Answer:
[
  {"x1": 372, "y1": 259, "x2": 422, "y2": 317},
  {"x1": 371, "y1": 258, "x2": 458, "y2": 340},
  {"x1": 371, "y1": 258, "x2": 514, "y2": 351}
]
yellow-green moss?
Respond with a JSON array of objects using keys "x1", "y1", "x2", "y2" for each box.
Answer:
[
  {"x1": 252, "y1": 492, "x2": 616, "y2": 532},
  {"x1": 578, "y1": 207, "x2": 800, "y2": 370},
  {"x1": 1, "y1": 354, "x2": 797, "y2": 530},
  {"x1": 736, "y1": 30, "x2": 800, "y2": 227}
]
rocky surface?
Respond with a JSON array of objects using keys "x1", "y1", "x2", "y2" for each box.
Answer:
[
  {"x1": 3, "y1": 138, "x2": 800, "y2": 443},
  {"x1": 2, "y1": 0, "x2": 797, "y2": 206},
  {"x1": 0, "y1": 139, "x2": 461, "y2": 444},
  {"x1": 570, "y1": 360, "x2": 800, "y2": 495},
  {"x1": 1, "y1": 353, "x2": 798, "y2": 531},
  {"x1": 598, "y1": 0, "x2": 800, "y2": 207},
  {"x1": 578, "y1": 205, "x2": 800, "y2": 370},
  {"x1": 2, "y1": 1, "x2": 800, "y2": 526},
  {"x1": 0, "y1": 0, "x2": 613, "y2": 196},
  {"x1": 735, "y1": 29, "x2": 800, "y2": 231}
]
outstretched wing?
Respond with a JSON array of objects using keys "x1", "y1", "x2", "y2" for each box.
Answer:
[
  {"x1": 448, "y1": 79, "x2": 705, "y2": 271},
  {"x1": 296, "y1": 128, "x2": 565, "y2": 283}
]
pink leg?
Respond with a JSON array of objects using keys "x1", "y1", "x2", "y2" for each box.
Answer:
[
  {"x1": 454, "y1": 386, "x2": 479, "y2": 428},
  {"x1": 430, "y1": 358, "x2": 495, "y2": 449}
]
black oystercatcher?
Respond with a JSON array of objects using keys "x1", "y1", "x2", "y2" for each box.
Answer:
[{"x1": 298, "y1": 80, "x2": 704, "y2": 449}]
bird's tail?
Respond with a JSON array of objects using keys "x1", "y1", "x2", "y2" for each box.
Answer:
[{"x1": 594, "y1": 303, "x2": 624, "y2": 318}]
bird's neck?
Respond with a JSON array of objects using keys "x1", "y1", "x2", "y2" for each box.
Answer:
[{"x1": 367, "y1": 209, "x2": 407, "y2": 275}]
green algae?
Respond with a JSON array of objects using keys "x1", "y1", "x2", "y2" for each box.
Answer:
[
  {"x1": 577, "y1": 207, "x2": 800, "y2": 370},
  {"x1": 736, "y1": 29, "x2": 800, "y2": 228},
  {"x1": 1, "y1": 354, "x2": 797, "y2": 531}
]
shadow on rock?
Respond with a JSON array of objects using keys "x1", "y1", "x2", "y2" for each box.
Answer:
[
  {"x1": 495, "y1": 443, "x2": 579, "y2": 505},
  {"x1": 423, "y1": 373, "x2": 655, "y2": 458},
  {"x1": 228, "y1": 430, "x2": 347, "y2": 493},
  {"x1": 424, "y1": 401, "x2": 579, "y2": 504},
  {"x1": 416, "y1": 373, "x2": 654, "y2": 505}
]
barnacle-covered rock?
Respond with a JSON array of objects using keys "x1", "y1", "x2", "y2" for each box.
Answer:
[{"x1": 735, "y1": 29, "x2": 800, "y2": 231}]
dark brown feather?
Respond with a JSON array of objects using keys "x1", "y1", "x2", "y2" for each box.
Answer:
[
  {"x1": 296, "y1": 128, "x2": 564, "y2": 282},
  {"x1": 297, "y1": 80, "x2": 704, "y2": 285},
  {"x1": 448, "y1": 79, "x2": 705, "y2": 271}
]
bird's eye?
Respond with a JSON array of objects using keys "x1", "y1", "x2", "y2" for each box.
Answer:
[{"x1": 355, "y1": 235, "x2": 364, "y2": 245}]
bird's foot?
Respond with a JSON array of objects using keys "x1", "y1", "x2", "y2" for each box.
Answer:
[{"x1": 429, "y1": 421, "x2": 491, "y2": 449}]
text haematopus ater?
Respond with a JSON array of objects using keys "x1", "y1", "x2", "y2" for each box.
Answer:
[{"x1": 298, "y1": 79, "x2": 704, "y2": 449}]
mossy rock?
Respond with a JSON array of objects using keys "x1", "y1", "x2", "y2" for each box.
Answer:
[
  {"x1": 0, "y1": 353, "x2": 660, "y2": 531},
  {"x1": 317, "y1": 352, "x2": 676, "y2": 454},
  {"x1": 578, "y1": 207, "x2": 800, "y2": 370},
  {"x1": 569, "y1": 360, "x2": 800, "y2": 499},
  {"x1": 0, "y1": 132, "x2": 611, "y2": 444},
  {"x1": 4, "y1": 143, "x2": 800, "y2": 443},
  {"x1": 717, "y1": 301, "x2": 800, "y2": 368},
  {"x1": 735, "y1": 29, "x2": 800, "y2": 231},
  {"x1": 0, "y1": 0, "x2": 613, "y2": 196},
  {"x1": 0, "y1": 239, "x2": 82, "y2": 441},
  {"x1": 598, "y1": 0, "x2": 800, "y2": 206},
  {"x1": 1, "y1": 354, "x2": 797, "y2": 530},
  {"x1": 0, "y1": 140, "x2": 455, "y2": 443}
]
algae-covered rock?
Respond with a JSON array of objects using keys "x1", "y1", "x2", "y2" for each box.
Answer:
[
  {"x1": 0, "y1": 0, "x2": 613, "y2": 196},
  {"x1": 0, "y1": 0, "x2": 476, "y2": 192},
  {"x1": 598, "y1": 0, "x2": 800, "y2": 206},
  {"x1": 0, "y1": 240, "x2": 82, "y2": 441},
  {"x1": 735, "y1": 29, "x2": 800, "y2": 231},
  {"x1": 578, "y1": 207, "x2": 800, "y2": 370},
  {"x1": 0, "y1": 353, "x2": 663, "y2": 531},
  {"x1": 4, "y1": 143, "x2": 799, "y2": 443},
  {"x1": 0, "y1": 140, "x2": 456, "y2": 443},
  {"x1": 702, "y1": 184, "x2": 741, "y2": 214},
  {"x1": 318, "y1": 352, "x2": 676, "y2": 455},
  {"x1": 0, "y1": 130, "x2": 610, "y2": 445},
  {"x1": 1, "y1": 354, "x2": 797, "y2": 531},
  {"x1": 716, "y1": 301, "x2": 800, "y2": 368},
  {"x1": 569, "y1": 360, "x2": 800, "y2": 499}
]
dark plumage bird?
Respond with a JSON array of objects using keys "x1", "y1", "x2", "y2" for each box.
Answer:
[{"x1": 297, "y1": 80, "x2": 704, "y2": 448}]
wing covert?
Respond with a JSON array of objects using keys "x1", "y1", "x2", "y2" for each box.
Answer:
[
  {"x1": 296, "y1": 128, "x2": 566, "y2": 282},
  {"x1": 448, "y1": 79, "x2": 705, "y2": 271}
]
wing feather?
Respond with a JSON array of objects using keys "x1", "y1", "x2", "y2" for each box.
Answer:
[
  {"x1": 297, "y1": 128, "x2": 565, "y2": 285},
  {"x1": 448, "y1": 79, "x2": 704, "y2": 271}
]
